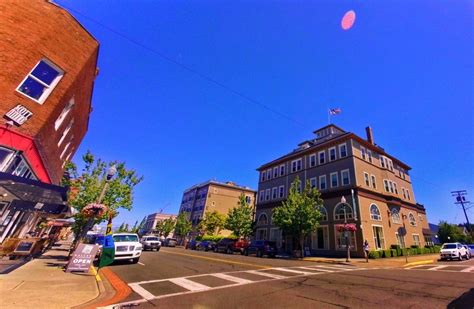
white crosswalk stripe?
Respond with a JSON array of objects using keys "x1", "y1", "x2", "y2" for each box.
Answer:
[
  {"x1": 107, "y1": 264, "x2": 360, "y2": 308},
  {"x1": 406, "y1": 264, "x2": 474, "y2": 273}
]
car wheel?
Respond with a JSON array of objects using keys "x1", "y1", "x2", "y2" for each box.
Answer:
[
  {"x1": 458, "y1": 254, "x2": 463, "y2": 261},
  {"x1": 244, "y1": 249, "x2": 249, "y2": 256},
  {"x1": 257, "y1": 250, "x2": 262, "y2": 258},
  {"x1": 240, "y1": 249, "x2": 245, "y2": 255},
  {"x1": 226, "y1": 247, "x2": 233, "y2": 255},
  {"x1": 131, "y1": 257, "x2": 140, "y2": 264}
]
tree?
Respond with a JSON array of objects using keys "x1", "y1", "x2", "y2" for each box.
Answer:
[
  {"x1": 438, "y1": 221, "x2": 473, "y2": 243},
  {"x1": 174, "y1": 213, "x2": 192, "y2": 241},
  {"x1": 62, "y1": 151, "x2": 143, "y2": 240},
  {"x1": 117, "y1": 222, "x2": 126, "y2": 232},
  {"x1": 225, "y1": 193, "x2": 254, "y2": 238},
  {"x1": 272, "y1": 177, "x2": 323, "y2": 258},
  {"x1": 131, "y1": 220, "x2": 139, "y2": 233},
  {"x1": 137, "y1": 216, "x2": 147, "y2": 235},
  {"x1": 198, "y1": 211, "x2": 226, "y2": 236},
  {"x1": 156, "y1": 218, "x2": 176, "y2": 237}
]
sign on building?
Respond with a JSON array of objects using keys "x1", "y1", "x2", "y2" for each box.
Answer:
[
  {"x1": 66, "y1": 244, "x2": 99, "y2": 273},
  {"x1": 5, "y1": 105, "x2": 33, "y2": 126}
]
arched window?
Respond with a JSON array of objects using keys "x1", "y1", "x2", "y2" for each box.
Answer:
[
  {"x1": 334, "y1": 203, "x2": 353, "y2": 220},
  {"x1": 320, "y1": 206, "x2": 328, "y2": 221},
  {"x1": 257, "y1": 213, "x2": 268, "y2": 226},
  {"x1": 408, "y1": 213, "x2": 416, "y2": 226},
  {"x1": 370, "y1": 204, "x2": 382, "y2": 221},
  {"x1": 391, "y1": 208, "x2": 401, "y2": 224}
]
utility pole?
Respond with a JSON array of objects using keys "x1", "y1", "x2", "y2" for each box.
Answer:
[{"x1": 451, "y1": 190, "x2": 471, "y2": 233}]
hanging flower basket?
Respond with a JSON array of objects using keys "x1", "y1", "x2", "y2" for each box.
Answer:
[
  {"x1": 82, "y1": 203, "x2": 108, "y2": 218},
  {"x1": 336, "y1": 223, "x2": 357, "y2": 232}
]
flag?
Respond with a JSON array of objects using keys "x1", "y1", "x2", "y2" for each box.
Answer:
[
  {"x1": 329, "y1": 108, "x2": 342, "y2": 115},
  {"x1": 99, "y1": 214, "x2": 115, "y2": 268}
]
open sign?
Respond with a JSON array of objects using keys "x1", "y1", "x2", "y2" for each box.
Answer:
[{"x1": 66, "y1": 244, "x2": 99, "y2": 273}]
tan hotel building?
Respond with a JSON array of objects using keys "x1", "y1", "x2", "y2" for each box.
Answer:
[
  {"x1": 179, "y1": 180, "x2": 256, "y2": 237},
  {"x1": 255, "y1": 125, "x2": 432, "y2": 257}
]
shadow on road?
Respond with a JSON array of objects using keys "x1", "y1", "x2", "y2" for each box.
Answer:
[{"x1": 447, "y1": 288, "x2": 474, "y2": 309}]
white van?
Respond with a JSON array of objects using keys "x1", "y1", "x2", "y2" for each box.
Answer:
[{"x1": 112, "y1": 233, "x2": 143, "y2": 263}]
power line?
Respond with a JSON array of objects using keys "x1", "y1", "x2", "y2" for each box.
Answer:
[{"x1": 60, "y1": 3, "x2": 308, "y2": 128}]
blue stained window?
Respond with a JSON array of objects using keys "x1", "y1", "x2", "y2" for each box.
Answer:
[
  {"x1": 18, "y1": 77, "x2": 46, "y2": 100},
  {"x1": 31, "y1": 61, "x2": 60, "y2": 84}
]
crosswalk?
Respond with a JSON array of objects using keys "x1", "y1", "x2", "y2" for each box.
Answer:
[
  {"x1": 106, "y1": 264, "x2": 362, "y2": 308},
  {"x1": 405, "y1": 264, "x2": 474, "y2": 273}
]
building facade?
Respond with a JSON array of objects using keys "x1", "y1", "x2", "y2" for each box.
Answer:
[
  {"x1": 256, "y1": 125, "x2": 431, "y2": 257},
  {"x1": 142, "y1": 212, "x2": 176, "y2": 236},
  {"x1": 179, "y1": 180, "x2": 256, "y2": 237},
  {"x1": 0, "y1": 1, "x2": 99, "y2": 243}
]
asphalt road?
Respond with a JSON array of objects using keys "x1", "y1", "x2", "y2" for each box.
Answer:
[{"x1": 107, "y1": 247, "x2": 474, "y2": 309}]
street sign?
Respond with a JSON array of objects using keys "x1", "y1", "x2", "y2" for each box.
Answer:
[{"x1": 66, "y1": 244, "x2": 99, "y2": 273}]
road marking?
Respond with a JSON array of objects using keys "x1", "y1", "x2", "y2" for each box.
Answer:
[
  {"x1": 427, "y1": 265, "x2": 448, "y2": 271},
  {"x1": 246, "y1": 270, "x2": 287, "y2": 279},
  {"x1": 169, "y1": 278, "x2": 211, "y2": 291},
  {"x1": 298, "y1": 266, "x2": 334, "y2": 272},
  {"x1": 138, "y1": 262, "x2": 145, "y2": 266},
  {"x1": 129, "y1": 283, "x2": 155, "y2": 300},
  {"x1": 160, "y1": 250, "x2": 272, "y2": 269},
  {"x1": 272, "y1": 267, "x2": 313, "y2": 275},
  {"x1": 212, "y1": 273, "x2": 253, "y2": 284},
  {"x1": 308, "y1": 265, "x2": 355, "y2": 271},
  {"x1": 461, "y1": 266, "x2": 474, "y2": 272}
]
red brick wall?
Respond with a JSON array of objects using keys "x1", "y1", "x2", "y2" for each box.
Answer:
[{"x1": 0, "y1": 0, "x2": 99, "y2": 184}]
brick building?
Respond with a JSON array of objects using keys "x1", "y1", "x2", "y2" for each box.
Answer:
[
  {"x1": 142, "y1": 212, "x2": 176, "y2": 236},
  {"x1": 0, "y1": 1, "x2": 99, "y2": 243},
  {"x1": 179, "y1": 180, "x2": 256, "y2": 237},
  {"x1": 256, "y1": 125, "x2": 432, "y2": 257}
]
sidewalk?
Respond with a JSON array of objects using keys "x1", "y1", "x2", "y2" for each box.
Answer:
[
  {"x1": 0, "y1": 241, "x2": 100, "y2": 309},
  {"x1": 303, "y1": 253, "x2": 439, "y2": 268}
]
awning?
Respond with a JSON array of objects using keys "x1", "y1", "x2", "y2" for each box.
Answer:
[{"x1": 422, "y1": 228, "x2": 435, "y2": 235}]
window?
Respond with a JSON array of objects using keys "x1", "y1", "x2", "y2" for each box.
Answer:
[
  {"x1": 371, "y1": 175, "x2": 376, "y2": 189},
  {"x1": 380, "y1": 156, "x2": 386, "y2": 168},
  {"x1": 361, "y1": 147, "x2": 366, "y2": 160},
  {"x1": 256, "y1": 228, "x2": 267, "y2": 240},
  {"x1": 364, "y1": 172, "x2": 370, "y2": 186},
  {"x1": 9, "y1": 157, "x2": 36, "y2": 179},
  {"x1": 0, "y1": 147, "x2": 14, "y2": 172},
  {"x1": 393, "y1": 183, "x2": 398, "y2": 195},
  {"x1": 309, "y1": 154, "x2": 316, "y2": 167},
  {"x1": 384, "y1": 180, "x2": 390, "y2": 192},
  {"x1": 402, "y1": 187, "x2": 406, "y2": 199},
  {"x1": 330, "y1": 172, "x2": 338, "y2": 188},
  {"x1": 272, "y1": 187, "x2": 278, "y2": 199},
  {"x1": 329, "y1": 147, "x2": 336, "y2": 161},
  {"x1": 370, "y1": 204, "x2": 381, "y2": 221},
  {"x1": 412, "y1": 234, "x2": 420, "y2": 246},
  {"x1": 291, "y1": 159, "x2": 302, "y2": 172},
  {"x1": 335, "y1": 228, "x2": 356, "y2": 250},
  {"x1": 396, "y1": 232, "x2": 406, "y2": 248},
  {"x1": 372, "y1": 226, "x2": 385, "y2": 250},
  {"x1": 310, "y1": 177, "x2": 317, "y2": 188},
  {"x1": 319, "y1": 175, "x2": 327, "y2": 190},
  {"x1": 389, "y1": 181, "x2": 394, "y2": 193},
  {"x1": 418, "y1": 214, "x2": 423, "y2": 222},
  {"x1": 339, "y1": 144, "x2": 347, "y2": 158},
  {"x1": 280, "y1": 164, "x2": 285, "y2": 176},
  {"x1": 265, "y1": 189, "x2": 270, "y2": 201},
  {"x1": 311, "y1": 226, "x2": 329, "y2": 250},
  {"x1": 261, "y1": 172, "x2": 266, "y2": 182},
  {"x1": 334, "y1": 203, "x2": 353, "y2": 220},
  {"x1": 391, "y1": 208, "x2": 401, "y2": 224},
  {"x1": 367, "y1": 150, "x2": 373, "y2": 163},
  {"x1": 60, "y1": 142, "x2": 71, "y2": 160},
  {"x1": 341, "y1": 170, "x2": 350, "y2": 185},
  {"x1": 279, "y1": 186, "x2": 284, "y2": 198},
  {"x1": 296, "y1": 181, "x2": 302, "y2": 193},
  {"x1": 269, "y1": 228, "x2": 282, "y2": 248},
  {"x1": 319, "y1": 206, "x2": 328, "y2": 221},
  {"x1": 406, "y1": 190, "x2": 411, "y2": 200},
  {"x1": 55, "y1": 97, "x2": 75, "y2": 130},
  {"x1": 17, "y1": 59, "x2": 63, "y2": 103},
  {"x1": 424, "y1": 235, "x2": 433, "y2": 246},
  {"x1": 266, "y1": 169, "x2": 272, "y2": 180},
  {"x1": 318, "y1": 151, "x2": 325, "y2": 165},
  {"x1": 408, "y1": 213, "x2": 416, "y2": 226},
  {"x1": 273, "y1": 167, "x2": 279, "y2": 178},
  {"x1": 257, "y1": 213, "x2": 268, "y2": 225},
  {"x1": 245, "y1": 196, "x2": 252, "y2": 204},
  {"x1": 388, "y1": 160, "x2": 393, "y2": 171},
  {"x1": 58, "y1": 119, "x2": 73, "y2": 147}
]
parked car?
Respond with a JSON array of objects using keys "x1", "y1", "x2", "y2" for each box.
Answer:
[
  {"x1": 185, "y1": 239, "x2": 199, "y2": 250},
  {"x1": 140, "y1": 235, "x2": 161, "y2": 251},
  {"x1": 467, "y1": 244, "x2": 474, "y2": 256},
  {"x1": 440, "y1": 242, "x2": 468, "y2": 261},
  {"x1": 196, "y1": 240, "x2": 216, "y2": 252},
  {"x1": 462, "y1": 245, "x2": 471, "y2": 259},
  {"x1": 244, "y1": 240, "x2": 277, "y2": 258},
  {"x1": 112, "y1": 233, "x2": 143, "y2": 263},
  {"x1": 215, "y1": 238, "x2": 249, "y2": 254},
  {"x1": 164, "y1": 238, "x2": 177, "y2": 247}
]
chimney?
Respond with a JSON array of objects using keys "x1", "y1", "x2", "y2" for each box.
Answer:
[{"x1": 366, "y1": 126, "x2": 374, "y2": 145}]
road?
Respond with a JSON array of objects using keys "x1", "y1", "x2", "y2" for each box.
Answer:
[{"x1": 106, "y1": 247, "x2": 474, "y2": 309}]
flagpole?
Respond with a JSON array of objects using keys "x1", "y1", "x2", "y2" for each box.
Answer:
[{"x1": 327, "y1": 108, "x2": 331, "y2": 124}]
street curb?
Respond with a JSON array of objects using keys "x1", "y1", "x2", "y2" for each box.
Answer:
[
  {"x1": 403, "y1": 260, "x2": 435, "y2": 267},
  {"x1": 301, "y1": 258, "x2": 353, "y2": 266},
  {"x1": 84, "y1": 267, "x2": 132, "y2": 308}
]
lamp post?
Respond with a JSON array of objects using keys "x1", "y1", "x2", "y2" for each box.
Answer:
[
  {"x1": 341, "y1": 196, "x2": 350, "y2": 262},
  {"x1": 402, "y1": 214, "x2": 408, "y2": 263}
]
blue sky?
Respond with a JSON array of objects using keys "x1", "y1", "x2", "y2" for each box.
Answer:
[{"x1": 56, "y1": 0, "x2": 473, "y2": 227}]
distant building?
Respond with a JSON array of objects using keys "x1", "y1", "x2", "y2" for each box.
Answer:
[
  {"x1": 142, "y1": 213, "x2": 176, "y2": 236},
  {"x1": 178, "y1": 180, "x2": 256, "y2": 237},
  {"x1": 256, "y1": 124, "x2": 432, "y2": 257}
]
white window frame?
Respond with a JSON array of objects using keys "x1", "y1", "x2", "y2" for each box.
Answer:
[
  {"x1": 393, "y1": 182, "x2": 399, "y2": 195},
  {"x1": 330, "y1": 172, "x2": 338, "y2": 188},
  {"x1": 54, "y1": 97, "x2": 75, "y2": 130},
  {"x1": 412, "y1": 234, "x2": 420, "y2": 247},
  {"x1": 60, "y1": 141, "x2": 71, "y2": 159},
  {"x1": 310, "y1": 177, "x2": 317, "y2": 188},
  {"x1": 339, "y1": 143, "x2": 347, "y2": 158},
  {"x1": 370, "y1": 204, "x2": 382, "y2": 221},
  {"x1": 334, "y1": 226, "x2": 357, "y2": 251},
  {"x1": 272, "y1": 187, "x2": 278, "y2": 200},
  {"x1": 329, "y1": 147, "x2": 336, "y2": 162},
  {"x1": 402, "y1": 187, "x2": 407, "y2": 199},
  {"x1": 372, "y1": 225, "x2": 386, "y2": 250},
  {"x1": 318, "y1": 151, "x2": 325, "y2": 165},
  {"x1": 367, "y1": 150, "x2": 373, "y2": 163},
  {"x1": 265, "y1": 189, "x2": 270, "y2": 201},
  {"x1": 320, "y1": 206, "x2": 328, "y2": 221},
  {"x1": 291, "y1": 159, "x2": 302, "y2": 173},
  {"x1": 364, "y1": 172, "x2": 370, "y2": 186},
  {"x1": 319, "y1": 175, "x2": 327, "y2": 190},
  {"x1": 280, "y1": 164, "x2": 285, "y2": 176},
  {"x1": 311, "y1": 225, "x2": 329, "y2": 250},
  {"x1": 278, "y1": 185, "x2": 284, "y2": 198},
  {"x1": 266, "y1": 169, "x2": 272, "y2": 180},
  {"x1": 273, "y1": 167, "x2": 279, "y2": 178},
  {"x1": 261, "y1": 171, "x2": 266, "y2": 182},
  {"x1": 16, "y1": 58, "x2": 64, "y2": 104},
  {"x1": 58, "y1": 119, "x2": 74, "y2": 147},
  {"x1": 334, "y1": 203, "x2": 353, "y2": 220},
  {"x1": 341, "y1": 169, "x2": 350, "y2": 186},
  {"x1": 309, "y1": 154, "x2": 317, "y2": 167},
  {"x1": 408, "y1": 213, "x2": 416, "y2": 226},
  {"x1": 361, "y1": 146, "x2": 366, "y2": 160},
  {"x1": 384, "y1": 180, "x2": 390, "y2": 192},
  {"x1": 391, "y1": 208, "x2": 401, "y2": 224},
  {"x1": 259, "y1": 190, "x2": 265, "y2": 202},
  {"x1": 371, "y1": 175, "x2": 376, "y2": 189}
]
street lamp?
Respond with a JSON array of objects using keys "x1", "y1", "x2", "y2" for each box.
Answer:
[
  {"x1": 401, "y1": 214, "x2": 408, "y2": 263},
  {"x1": 340, "y1": 196, "x2": 351, "y2": 262}
]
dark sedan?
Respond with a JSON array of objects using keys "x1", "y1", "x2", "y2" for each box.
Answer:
[
  {"x1": 244, "y1": 240, "x2": 277, "y2": 258},
  {"x1": 196, "y1": 240, "x2": 216, "y2": 252}
]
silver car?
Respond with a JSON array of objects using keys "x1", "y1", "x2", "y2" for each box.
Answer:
[{"x1": 140, "y1": 235, "x2": 161, "y2": 251}]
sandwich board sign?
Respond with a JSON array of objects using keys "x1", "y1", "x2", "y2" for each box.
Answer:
[{"x1": 66, "y1": 244, "x2": 99, "y2": 273}]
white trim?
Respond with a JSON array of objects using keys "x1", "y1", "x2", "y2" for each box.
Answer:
[
  {"x1": 271, "y1": 187, "x2": 278, "y2": 200},
  {"x1": 371, "y1": 175, "x2": 376, "y2": 189},
  {"x1": 369, "y1": 203, "x2": 382, "y2": 221},
  {"x1": 319, "y1": 175, "x2": 327, "y2": 190},
  {"x1": 58, "y1": 119, "x2": 74, "y2": 147},
  {"x1": 408, "y1": 212, "x2": 417, "y2": 226},
  {"x1": 309, "y1": 154, "x2": 317, "y2": 167},
  {"x1": 278, "y1": 185, "x2": 285, "y2": 198},
  {"x1": 309, "y1": 177, "x2": 317, "y2": 188},
  {"x1": 330, "y1": 172, "x2": 338, "y2": 188},
  {"x1": 412, "y1": 233, "x2": 421, "y2": 247},
  {"x1": 341, "y1": 169, "x2": 350, "y2": 186},
  {"x1": 273, "y1": 167, "x2": 279, "y2": 179},
  {"x1": 333, "y1": 202, "x2": 353, "y2": 221},
  {"x1": 54, "y1": 97, "x2": 75, "y2": 130},
  {"x1": 311, "y1": 225, "x2": 329, "y2": 250},
  {"x1": 372, "y1": 224, "x2": 386, "y2": 250},
  {"x1": 291, "y1": 158, "x2": 302, "y2": 173},
  {"x1": 259, "y1": 190, "x2": 265, "y2": 202},
  {"x1": 279, "y1": 164, "x2": 285, "y2": 176},
  {"x1": 328, "y1": 147, "x2": 336, "y2": 162},
  {"x1": 338, "y1": 143, "x2": 347, "y2": 158},
  {"x1": 265, "y1": 189, "x2": 270, "y2": 201},
  {"x1": 334, "y1": 225, "x2": 357, "y2": 251},
  {"x1": 390, "y1": 208, "x2": 401, "y2": 224},
  {"x1": 363, "y1": 172, "x2": 370, "y2": 186},
  {"x1": 318, "y1": 151, "x2": 325, "y2": 165}
]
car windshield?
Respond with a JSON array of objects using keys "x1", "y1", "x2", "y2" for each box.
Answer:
[
  {"x1": 113, "y1": 235, "x2": 138, "y2": 242},
  {"x1": 145, "y1": 237, "x2": 159, "y2": 241},
  {"x1": 468, "y1": 245, "x2": 474, "y2": 248},
  {"x1": 442, "y1": 244, "x2": 457, "y2": 249}
]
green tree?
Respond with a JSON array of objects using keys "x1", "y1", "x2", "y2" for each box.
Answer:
[
  {"x1": 156, "y1": 218, "x2": 176, "y2": 237},
  {"x1": 225, "y1": 193, "x2": 254, "y2": 238},
  {"x1": 198, "y1": 211, "x2": 226, "y2": 236},
  {"x1": 137, "y1": 216, "x2": 147, "y2": 235},
  {"x1": 438, "y1": 221, "x2": 472, "y2": 243},
  {"x1": 174, "y1": 213, "x2": 192, "y2": 240},
  {"x1": 62, "y1": 151, "x2": 143, "y2": 240},
  {"x1": 272, "y1": 177, "x2": 323, "y2": 258},
  {"x1": 117, "y1": 222, "x2": 125, "y2": 232},
  {"x1": 131, "y1": 220, "x2": 139, "y2": 233}
]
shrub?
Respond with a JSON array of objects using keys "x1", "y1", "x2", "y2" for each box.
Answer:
[
  {"x1": 200, "y1": 235, "x2": 232, "y2": 242},
  {"x1": 391, "y1": 249, "x2": 398, "y2": 257},
  {"x1": 391, "y1": 244, "x2": 401, "y2": 250},
  {"x1": 368, "y1": 251, "x2": 380, "y2": 259},
  {"x1": 383, "y1": 249, "x2": 392, "y2": 258},
  {"x1": 433, "y1": 246, "x2": 441, "y2": 253},
  {"x1": 401, "y1": 248, "x2": 408, "y2": 256}
]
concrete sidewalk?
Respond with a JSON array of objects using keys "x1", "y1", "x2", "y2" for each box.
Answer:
[
  {"x1": 0, "y1": 241, "x2": 100, "y2": 309},
  {"x1": 303, "y1": 253, "x2": 439, "y2": 268}
]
